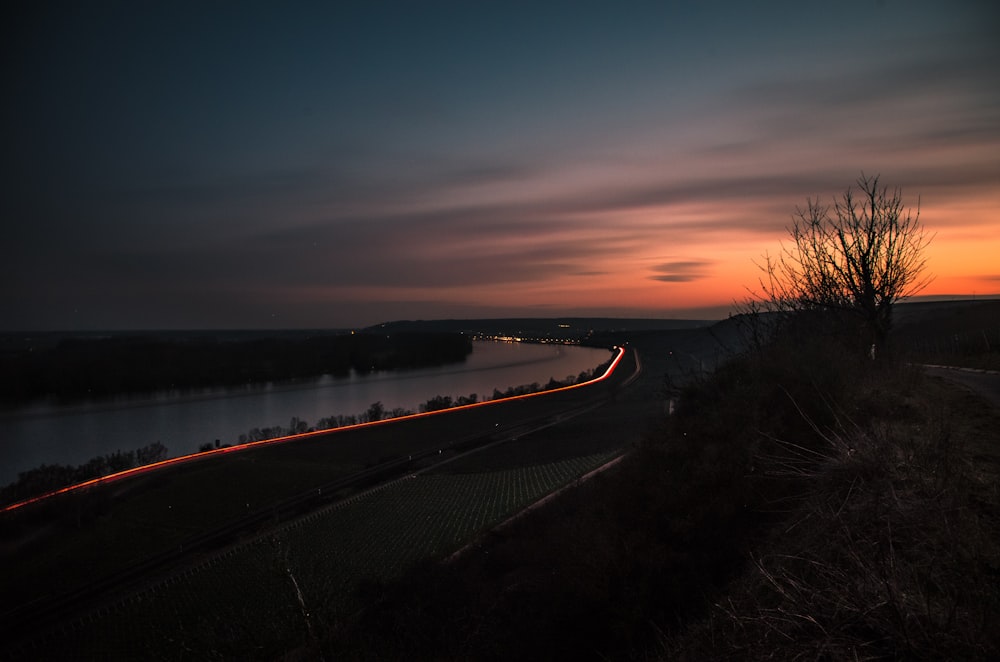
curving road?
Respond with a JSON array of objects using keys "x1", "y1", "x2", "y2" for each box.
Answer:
[{"x1": 922, "y1": 365, "x2": 1000, "y2": 409}]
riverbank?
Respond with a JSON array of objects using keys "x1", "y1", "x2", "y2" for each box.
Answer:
[
  {"x1": 0, "y1": 339, "x2": 613, "y2": 486},
  {"x1": 0, "y1": 355, "x2": 615, "y2": 510}
]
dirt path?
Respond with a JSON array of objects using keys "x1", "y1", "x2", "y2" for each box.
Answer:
[{"x1": 923, "y1": 365, "x2": 1000, "y2": 409}]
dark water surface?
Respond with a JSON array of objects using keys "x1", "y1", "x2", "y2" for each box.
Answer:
[{"x1": 0, "y1": 341, "x2": 612, "y2": 485}]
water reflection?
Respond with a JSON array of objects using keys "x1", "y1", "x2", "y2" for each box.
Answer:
[{"x1": 0, "y1": 342, "x2": 611, "y2": 485}]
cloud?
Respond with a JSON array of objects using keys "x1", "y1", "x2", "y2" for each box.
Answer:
[
  {"x1": 648, "y1": 260, "x2": 713, "y2": 283},
  {"x1": 650, "y1": 275, "x2": 699, "y2": 283},
  {"x1": 737, "y1": 47, "x2": 997, "y2": 110},
  {"x1": 711, "y1": 44, "x2": 1000, "y2": 185}
]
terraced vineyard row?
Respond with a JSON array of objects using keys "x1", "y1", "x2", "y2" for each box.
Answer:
[{"x1": 18, "y1": 452, "x2": 620, "y2": 659}]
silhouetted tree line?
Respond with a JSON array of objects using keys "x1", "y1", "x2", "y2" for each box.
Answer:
[
  {"x1": 1, "y1": 442, "x2": 167, "y2": 506},
  {"x1": 0, "y1": 332, "x2": 472, "y2": 402}
]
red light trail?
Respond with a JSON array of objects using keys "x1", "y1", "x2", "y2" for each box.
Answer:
[{"x1": 1, "y1": 346, "x2": 625, "y2": 514}]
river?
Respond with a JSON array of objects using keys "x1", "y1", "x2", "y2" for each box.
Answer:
[{"x1": 0, "y1": 341, "x2": 612, "y2": 486}]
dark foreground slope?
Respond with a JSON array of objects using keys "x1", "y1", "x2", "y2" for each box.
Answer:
[{"x1": 325, "y1": 308, "x2": 1000, "y2": 661}]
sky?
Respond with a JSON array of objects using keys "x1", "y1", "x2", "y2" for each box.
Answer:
[{"x1": 3, "y1": 1, "x2": 998, "y2": 330}]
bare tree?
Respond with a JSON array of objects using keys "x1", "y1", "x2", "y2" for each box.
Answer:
[{"x1": 758, "y1": 174, "x2": 932, "y2": 356}]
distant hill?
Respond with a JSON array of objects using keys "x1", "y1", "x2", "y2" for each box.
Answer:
[
  {"x1": 365, "y1": 317, "x2": 717, "y2": 341},
  {"x1": 894, "y1": 299, "x2": 1000, "y2": 333},
  {"x1": 893, "y1": 299, "x2": 1000, "y2": 363}
]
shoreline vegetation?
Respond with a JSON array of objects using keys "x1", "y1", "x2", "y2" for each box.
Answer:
[{"x1": 0, "y1": 331, "x2": 473, "y2": 404}]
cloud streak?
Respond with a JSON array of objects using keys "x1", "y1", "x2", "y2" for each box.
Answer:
[{"x1": 649, "y1": 261, "x2": 714, "y2": 283}]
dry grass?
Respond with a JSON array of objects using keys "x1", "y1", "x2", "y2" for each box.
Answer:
[{"x1": 662, "y1": 370, "x2": 1000, "y2": 661}]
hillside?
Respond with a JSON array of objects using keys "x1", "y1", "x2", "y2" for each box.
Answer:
[{"x1": 326, "y1": 303, "x2": 1000, "y2": 660}]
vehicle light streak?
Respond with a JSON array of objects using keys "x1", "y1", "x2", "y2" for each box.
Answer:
[{"x1": 1, "y1": 346, "x2": 626, "y2": 514}]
